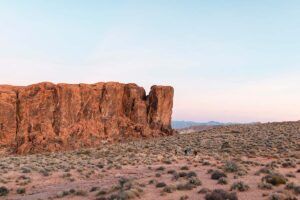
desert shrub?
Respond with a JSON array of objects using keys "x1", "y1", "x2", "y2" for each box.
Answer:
[
  {"x1": 163, "y1": 159, "x2": 172, "y2": 164},
  {"x1": 282, "y1": 161, "x2": 296, "y2": 168},
  {"x1": 258, "y1": 182, "x2": 273, "y2": 190},
  {"x1": 20, "y1": 167, "x2": 31, "y2": 174},
  {"x1": 188, "y1": 177, "x2": 202, "y2": 186},
  {"x1": 262, "y1": 173, "x2": 287, "y2": 186},
  {"x1": 117, "y1": 188, "x2": 141, "y2": 200},
  {"x1": 97, "y1": 189, "x2": 107, "y2": 196},
  {"x1": 221, "y1": 141, "x2": 231, "y2": 149},
  {"x1": 285, "y1": 172, "x2": 295, "y2": 178},
  {"x1": 96, "y1": 197, "x2": 107, "y2": 200},
  {"x1": 148, "y1": 179, "x2": 156, "y2": 184},
  {"x1": 177, "y1": 183, "x2": 194, "y2": 191},
  {"x1": 178, "y1": 172, "x2": 187, "y2": 177},
  {"x1": 172, "y1": 172, "x2": 179, "y2": 180},
  {"x1": 285, "y1": 182, "x2": 295, "y2": 190},
  {"x1": 156, "y1": 166, "x2": 165, "y2": 171},
  {"x1": 187, "y1": 171, "x2": 197, "y2": 178},
  {"x1": 167, "y1": 169, "x2": 176, "y2": 174},
  {"x1": 223, "y1": 161, "x2": 239, "y2": 173},
  {"x1": 268, "y1": 191, "x2": 297, "y2": 200},
  {"x1": 90, "y1": 186, "x2": 99, "y2": 192},
  {"x1": 180, "y1": 195, "x2": 189, "y2": 200},
  {"x1": 16, "y1": 187, "x2": 26, "y2": 194},
  {"x1": 218, "y1": 177, "x2": 228, "y2": 185},
  {"x1": 198, "y1": 188, "x2": 211, "y2": 194},
  {"x1": 76, "y1": 150, "x2": 91, "y2": 155},
  {"x1": 39, "y1": 169, "x2": 50, "y2": 176},
  {"x1": 205, "y1": 189, "x2": 238, "y2": 200},
  {"x1": 211, "y1": 170, "x2": 227, "y2": 180},
  {"x1": 56, "y1": 191, "x2": 69, "y2": 198},
  {"x1": 69, "y1": 188, "x2": 76, "y2": 194},
  {"x1": 203, "y1": 160, "x2": 211, "y2": 166},
  {"x1": 163, "y1": 185, "x2": 176, "y2": 193},
  {"x1": 0, "y1": 186, "x2": 9, "y2": 196},
  {"x1": 236, "y1": 170, "x2": 247, "y2": 176},
  {"x1": 62, "y1": 173, "x2": 71, "y2": 178},
  {"x1": 156, "y1": 182, "x2": 166, "y2": 188},
  {"x1": 119, "y1": 177, "x2": 130, "y2": 188},
  {"x1": 75, "y1": 190, "x2": 87, "y2": 196},
  {"x1": 255, "y1": 167, "x2": 273, "y2": 175},
  {"x1": 97, "y1": 163, "x2": 104, "y2": 169},
  {"x1": 294, "y1": 186, "x2": 300, "y2": 194},
  {"x1": 230, "y1": 130, "x2": 240, "y2": 133},
  {"x1": 180, "y1": 166, "x2": 189, "y2": 170},
  {"x1": 230, "y1": 181, "x2": 250, "y2": 192},
  {"x1": 268, "y1": 193, "x2": 282, "y2": 200}
]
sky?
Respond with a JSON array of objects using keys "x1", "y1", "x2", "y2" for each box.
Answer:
[{"x1": 0, "y1": 0, "x2": 300, "y2": 123}]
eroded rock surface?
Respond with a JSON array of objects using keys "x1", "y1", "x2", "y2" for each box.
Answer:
[{"x1": 0, "y1": 82, "x2": 174, "y2": 154}]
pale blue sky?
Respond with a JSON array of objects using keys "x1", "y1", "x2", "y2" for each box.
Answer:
[{"x1": 1, "y1": 1, "x2": 300, "y2": 122}]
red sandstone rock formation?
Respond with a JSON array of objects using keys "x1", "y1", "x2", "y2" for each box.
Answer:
[{"x1": 0, "y1": 82, "x2": 174, "y2": 154}]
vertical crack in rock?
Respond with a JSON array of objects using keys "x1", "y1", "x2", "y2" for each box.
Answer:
[
  {"x1": 78, "y1": 84, "x2": 83, "y2": 121},
  {"x1": 52, "y1": 86, "x2": 61, "y2": 136},
  {"x1": 99, "y1": 84, "x2": 106, "y2": 115},
  {"x1": 15, "y1": 89, "x2": 21, "y2": 151}
]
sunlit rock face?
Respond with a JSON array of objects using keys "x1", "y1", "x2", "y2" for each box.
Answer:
[{"x1": 0, "y1": 82, "x2": 174, "y2": 154}]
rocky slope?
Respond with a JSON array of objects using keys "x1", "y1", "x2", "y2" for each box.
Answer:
[{"x1": 0, "y1": 82, "x2": 174, "y2": 154}]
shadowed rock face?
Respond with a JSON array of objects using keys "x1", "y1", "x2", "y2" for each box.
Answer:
[{"x1": 0, "y1": 82, "x2": 174, "y2": 154}]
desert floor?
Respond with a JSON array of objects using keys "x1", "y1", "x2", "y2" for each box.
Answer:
[{"x1": 0, "y1": 121, "x2": 300, "y2": 200}]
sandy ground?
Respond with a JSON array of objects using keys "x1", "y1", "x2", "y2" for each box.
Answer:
[
  {"x1": 0, "y1": 121, "x2": 300, "y2": 200},
  {"x1": 1, "y1": 155, "x2": 299, "y2": 200}
]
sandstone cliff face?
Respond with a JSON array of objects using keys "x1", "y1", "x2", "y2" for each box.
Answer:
[{"x1": 0, "y1": 82, "x2": 174, "y2": 154}]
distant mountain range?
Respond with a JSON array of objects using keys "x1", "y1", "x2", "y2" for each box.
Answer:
[{"x1": 171, "y1": 120, "x2": 232, "y2": 129}]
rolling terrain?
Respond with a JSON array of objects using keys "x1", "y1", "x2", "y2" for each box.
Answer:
[{"x1": 0, "y1": 121, "x2": 299, "y2": 199}]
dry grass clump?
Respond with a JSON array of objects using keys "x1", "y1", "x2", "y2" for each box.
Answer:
[
  {"x1": 93, "y1": 177, "x2": 144, "y2": 200},
  {"x1": 223, "y1": 161, "x2": 239, "y2": 173},
  {"x1": 176, "y1": 183, "x2": 194, "y2": 191},
  {"x1": 205, "y1": 189, "x2": 238, "y2": 200},
  {"x1": 258, "y1": 182, "x2": 273, "y2": 190},
  {"x1": 230, "y1": 181, "x2": 250, "y2": 192},
  {"x1": 285, "y1": 182, "x2": 300, "y2": 195},
  {"x1": 217, "y1": 177, "x2": 228, "y2": 185},
  {"x1": 180, "y1": 166, "x2": 189, "y2": 170},
  {"x1": 268, "y1": 190, "x2": 297, "y2": 200},
  {"x1": 16, "y1": 187, "x2": 26, "y2": 194},
  {"x1": 198, "y1": 188, "x2": 211, "y2": 194},
  {"x1": 162, "y1": 185, "x2": 176, "y2": 193},
  {"x1": 262, "y1": 173, "x2": 287, "y2": 186},
  {"x1": 156, "y1": 166, "x2": 165, "y2": 171},
  {"x1": 156, "y1": 182, "x2": 166, "y2": 188},
  {"x1": 0, "y1": 186, "x2": 9, "y2": 196},
  {"x1": 211, "y1": 170, "x2": 227, "y2": 180}
]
